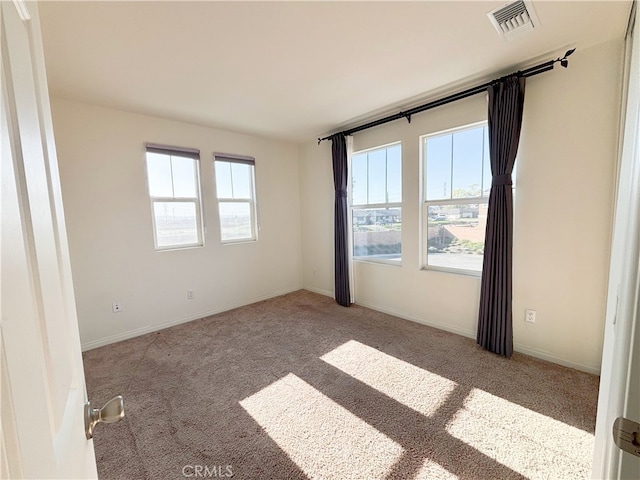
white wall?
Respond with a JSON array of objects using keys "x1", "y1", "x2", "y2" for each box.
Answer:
[
  {"x1": 51, "y1": 98, "x2": 302, "y2": 350},
  {"x1": 300, "y1": 39, "x2": 624, "y2": 374}
]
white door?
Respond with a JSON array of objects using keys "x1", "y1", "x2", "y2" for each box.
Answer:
[
  {"x1": 592, "y1": 4, "x2": 640, "y2": 479},
  {"x1": 1, "y1": 1, "x2": 99, "y2": 477}
]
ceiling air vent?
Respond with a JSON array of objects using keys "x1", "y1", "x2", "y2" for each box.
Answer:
[{"x1": 488, "y1": 0, "x2": 539, "y2": 40}]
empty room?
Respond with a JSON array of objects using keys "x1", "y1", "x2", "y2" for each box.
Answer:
[{"x1": 2, "y1": 1, "x2": 639, "y2": 479}]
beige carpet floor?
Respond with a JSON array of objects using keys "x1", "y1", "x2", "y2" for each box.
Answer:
[{"x1": 84, "y1": 290, "x2": 599, "y2": 480}]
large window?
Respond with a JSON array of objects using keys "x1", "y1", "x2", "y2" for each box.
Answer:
[
  {"x1": 214, "y1": 154, "x2": 257, "y2": 243},
  {"x1": 145, "y1": 144, "x2": 203, "y2": 250},
  {"x1": 351, "y1": 143, "x2": 402, "y2": 263},
  {"x1": 422, "y1": 122, "x2": 492, "y2": 275}
]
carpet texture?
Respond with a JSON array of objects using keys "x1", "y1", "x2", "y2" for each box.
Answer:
[{"x1": 84, "y1": 290, "x2": 599, "y2": 480}]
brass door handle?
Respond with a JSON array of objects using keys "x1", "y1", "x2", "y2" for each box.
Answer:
[
  {"x1": 613, "y1": 417, "x2": 640, "y2": 457},
  {"x1": 84, "y1": 395, "x2": 125, "y2": 439}
]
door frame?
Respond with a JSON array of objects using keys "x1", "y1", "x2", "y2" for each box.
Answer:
[
  {"x1": 592, "y1": 2, "x2": 639, "y2": 478},
  {"x1": 1, "y1": 1, "x2": 98, "y2": 476}
]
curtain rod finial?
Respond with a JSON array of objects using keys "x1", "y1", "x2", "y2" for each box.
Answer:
[
  {"x1": 554, "y1": 47, "x2": 576, "y2": 68},
  {"x1": 558, "y1": 47, "x2": 576, "y2": 68}
]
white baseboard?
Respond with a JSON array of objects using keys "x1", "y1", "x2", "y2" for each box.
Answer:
[
  {"x1": 83, "y1": 285, "x2": 602, "y2": 375},
  {"x1": 353, "y1": 299, "x2": 601, "y2": 375},
  {"x1": 354, "y1": 299, "x2": 476, "y2": 340},
  {"x1": 513, "y1": 343, "x2": 601, "y2": 375},
  {"x1": 303, "y1": 286, "x2": 334, "y2": 298},
  {"x1": 81, "y1": 286, "x2": 302, "y2": 351}
]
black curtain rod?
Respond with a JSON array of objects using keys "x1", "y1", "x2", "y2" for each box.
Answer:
[{"x1": 318, "y1": 48, "x2": 576, "y2": 144}]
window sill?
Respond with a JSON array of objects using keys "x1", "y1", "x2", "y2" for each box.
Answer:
[
  {"x1": 155, "y1": 243, "x2": 204, "y2": 252},
  {"x1": 353, "y1": 257, "x2": 402, "y2": 267},
  {"x1": 422, "y1": 265, "x2": 482, "y2": 278},
  {"x1": 221, "y1": 238, "x2": 257, "y2": 246}
]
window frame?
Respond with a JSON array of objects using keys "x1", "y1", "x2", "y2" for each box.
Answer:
[
  {"x1": 145, "y1": 143, "x2": 204, "y2": 251},
  {"x1": 420, "y1": 121, "x2": 490, "y2": 277},
  {"x1": 350, "y1": 141, "x2": 402, "y2": 266},
  {"x1": 213, "y1": 153, "x2": 258, "y2": 244}
]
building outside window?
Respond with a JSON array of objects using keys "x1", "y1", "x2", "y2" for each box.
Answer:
[{"x1": 351, "y1": 143, "x2": 402, "y2": 264}]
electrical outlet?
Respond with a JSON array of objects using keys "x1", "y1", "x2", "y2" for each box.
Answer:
[
  {"x1": 112, "y1": 302, "x2": 121, "y2": 313},
  {"x1": 525, "y1": 309, "x2": 536, "y2": 323},
  {"x1": 187, "y1": 290, "x2": 194, "y2": 300}
]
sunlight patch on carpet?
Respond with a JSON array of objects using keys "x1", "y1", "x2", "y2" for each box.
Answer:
[
  {"x1": 239, "y1": 373, "x2": 404, "y2": 480},
  {"x1": 446, "y1": 387, "x2": 594, "y2": 479},
  {"x1": 320, "y1": 340, "x2": 457, "y2": 417}
]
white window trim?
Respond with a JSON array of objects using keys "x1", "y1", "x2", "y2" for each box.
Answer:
[
  {"x1": 145, "y1": 145, "x2": 204, "y2": 251},
  {"x1": 350, "y1": 141, "x2": 402, "y2": 266},
  {"x1": 214, "y1": 154, "x2": 258, "y2": 244},
  {"x1": 420, "y1": 121, "x2": 489, "y2": 276}
]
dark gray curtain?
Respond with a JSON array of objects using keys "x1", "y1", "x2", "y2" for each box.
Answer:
[
  {"x1": 331, "y1": 133, "x2": 351, "y2": 307},
  {"x1": 477, "y1": 76, "x2": 526, "y2": 357}
]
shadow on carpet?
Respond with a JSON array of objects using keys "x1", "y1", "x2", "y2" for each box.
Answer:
[{"x1": 84, "y1": 290, "x2": 599, "y2": 480}]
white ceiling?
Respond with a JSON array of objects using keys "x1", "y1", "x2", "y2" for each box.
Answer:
[{"x1": 39, "y1": 1, "x2": 631, "y2": 143}]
